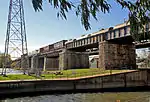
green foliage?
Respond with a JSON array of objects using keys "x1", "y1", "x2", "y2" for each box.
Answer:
[
  {"x1": 0, "y1": 53, "x2": 12, "y2": 68},
  {"x1": 0, "y1": 74, "x2": 36, "y2": 80},
  {"x1": 0, "y1": 68, "x2": 127, "y2": 80},
  {"x1": 117, "y1": 0, "x2": 150, "y2": 41},
  {"x1": 14, "y1": 68, "x2": 22, "y2": 70},
  {"x1": 32, "y1": 0, "x2": 111, "y2": 30},
  {"x1": 11, "y1": 62, "x2": 16, "y2": 68},
  {"x1": 0, "y1": 54, "x2": 4, "y2": 68},
  {"x1": 31, "y1": 0, "x2": 150, "y2": 37},
  {"x1": 32, "y1": 0, "x2": 43, "y2": 11}
]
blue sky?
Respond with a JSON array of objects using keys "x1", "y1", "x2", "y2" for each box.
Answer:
[{"x1": 0, "y1": 0, "x2": 133, "y2": 53}]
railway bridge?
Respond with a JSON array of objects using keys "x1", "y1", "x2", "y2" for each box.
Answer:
[{"x1": 14, "y1": 22, "x2": 150, "y2": 72}]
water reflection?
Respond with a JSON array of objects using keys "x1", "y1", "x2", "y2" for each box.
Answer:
[{"x1": 1, "y1": 92, "x2": 150, "y2": 102}]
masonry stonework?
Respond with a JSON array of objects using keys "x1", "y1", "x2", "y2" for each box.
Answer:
[
  {"x1": 21, "y1": 54, "x2": 29, "y2": 73},
  {"x1": 43, "y1": 57, "x2": 59, "y2": 71},
  {"x1": 59, "y1": 50, "x2": 89, "y2": 70},
  {"x1": 99, "y1": 41, "x2": 136, "y2": 70}
]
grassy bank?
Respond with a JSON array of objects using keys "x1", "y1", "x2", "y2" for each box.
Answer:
[
  {"x1": 43, "y1": 68, "x2": 126, "y2": 79},
  {"x1": 0, "y1": 74, "x2": 36, "y2": 80},
  {"x1": 0, "y1": 68, "x2": 132, "y2": 80}
]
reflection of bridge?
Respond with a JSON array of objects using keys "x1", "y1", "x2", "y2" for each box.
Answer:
[{"x1": 14, "y1": 22, "x2": 150, "y2": 72}]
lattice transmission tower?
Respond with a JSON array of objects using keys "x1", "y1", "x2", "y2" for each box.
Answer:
[{"x1": 1, "y1": 0, "x2": 28, "y2": 75}]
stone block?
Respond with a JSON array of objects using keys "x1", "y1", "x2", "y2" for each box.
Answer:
[
  {"x1": 99, "y1": 41, "x2": 136, "y2": 70},
  {"x1": 59, "y1": 50, "x2": 89, "y2": 70},
  {"x1": 44, "y1": 57, "x2": 59, "y2": 71}
]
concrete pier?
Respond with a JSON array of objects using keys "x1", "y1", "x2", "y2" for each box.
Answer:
[
  {"x1": 29, "y1": 54, "x2": 40, "y2": 74},
  {"x1": 59, "y1": 50, "x2": 89, "y2": 70},
  {"x1": 28, "y1": 49, "x2": 89, "y2": 71},
  {"x1": 99, "y1": 41, "x2": 136, "y2": 70},
  {"x1": 43, "y1": 57, "x2": 59, "y2": 71}
]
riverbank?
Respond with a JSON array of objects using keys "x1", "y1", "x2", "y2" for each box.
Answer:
[
  {"x1": 0, "y1": 69, "x2": 149, "y2": 99},
  {"x1": 0, "y1": 68, "x2": 132, "y2": 81}
]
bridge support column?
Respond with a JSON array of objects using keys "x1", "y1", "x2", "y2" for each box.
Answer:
[
  {"x1": 59, "y1": 50, "x2": 89, "y2": 70},
  {"x1": 29, "y1": 55, "x2": 40, "y2": 74},
  {"x1": 43, "y1": 57, "x2": 47, "y2": 71},
  {"x1": 43, "y1": 57, "x2": 59, "y2": 71},
  {"x1": 99, "y1": 41, "x2": 136, "y2": 70},
  {"x1": 31, "y1": 55, "x2": 38, "y2": 69},
  {"x1": 21, "y1": 54, "x2": 29, "y2": 74}
]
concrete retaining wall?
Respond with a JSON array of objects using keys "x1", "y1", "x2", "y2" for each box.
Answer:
[
  {"x1": 0, "y1": 70, "x2": 149, "y2": 96},
  {"x1": 76, "y1": 70, "x2": 147, "y2": 89}
]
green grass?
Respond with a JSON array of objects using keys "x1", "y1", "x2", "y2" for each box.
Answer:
[
  {"x1": 0, "y1": 68, "x2": 131, "y2": 81},
  {"x1": 0, "y1": 74, "x2": 37, "y2": 80},
  {"x1": 42, "y1": 68, "x2": 128, "y2": 79}
]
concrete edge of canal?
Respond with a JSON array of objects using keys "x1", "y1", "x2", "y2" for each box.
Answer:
[{"x1": 0, "y1": 69, "x2": 150, "y2": 99}]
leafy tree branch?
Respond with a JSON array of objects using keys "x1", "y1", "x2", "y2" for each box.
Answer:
[{"x1": 32, "y1": 0, "x2": 150, "y2": 40}]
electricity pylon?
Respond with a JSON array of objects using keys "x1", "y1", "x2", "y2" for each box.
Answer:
[{"x1": 1, "y1": 0, "x2": 28, "y2": 75}]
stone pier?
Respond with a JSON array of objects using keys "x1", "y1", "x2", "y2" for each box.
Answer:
[
  {"x1": 43, "y1": 57, "x2": 59, "y2": 71},
  {"x1": 99, "y1": 41, "x2": 136, "y2": 70},
  {"x1": 59, "y1": 50, "x2": 89, "y2": 70},
  {"x1": 29, "y1": 54, "x2": 42, "y2": 74},
  {"x1": 31, "y1": 55, "x2": 39, "y2": 70},
  {"x1": 21, "y1": 54, "x2": 29, "y2": 73}
]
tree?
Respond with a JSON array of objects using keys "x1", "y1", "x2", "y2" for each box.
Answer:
[
  {"x1": 0, "y1": 54, "x2": 4, "y2": 68},
  {"x1": 0, "y1": 53, "x2": 11, "y2": 68},
  {"x1": 32, "y1": 0, "x2": 150, "y2": 40},
  {"x1": 11, "y1": 61, "x2": 17, "y2": 68}
]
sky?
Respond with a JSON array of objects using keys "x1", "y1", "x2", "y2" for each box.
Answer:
[{"x1": 0, "y1": 0, "x2": 145, "y2": 56}]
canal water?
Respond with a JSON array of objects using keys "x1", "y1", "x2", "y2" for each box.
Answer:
[
  {"x1": 1, "y1": 92, "x2": 150, "y2": 102},
  {"x1": 0, "y1": 69, "x2": 149, "y2": 102}
]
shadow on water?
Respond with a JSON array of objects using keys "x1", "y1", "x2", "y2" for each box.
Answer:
[{"x1": 1, "y1": 86, "x2": 150, "y2": 100}]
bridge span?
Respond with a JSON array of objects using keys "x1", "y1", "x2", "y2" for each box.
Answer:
[{"x1": 13, "y1": 21, "x2": 150, "y2": 72}]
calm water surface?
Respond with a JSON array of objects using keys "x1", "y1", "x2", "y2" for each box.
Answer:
[{"x1": 1, "y1": 92, "x2": 150, "y2": 102}]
